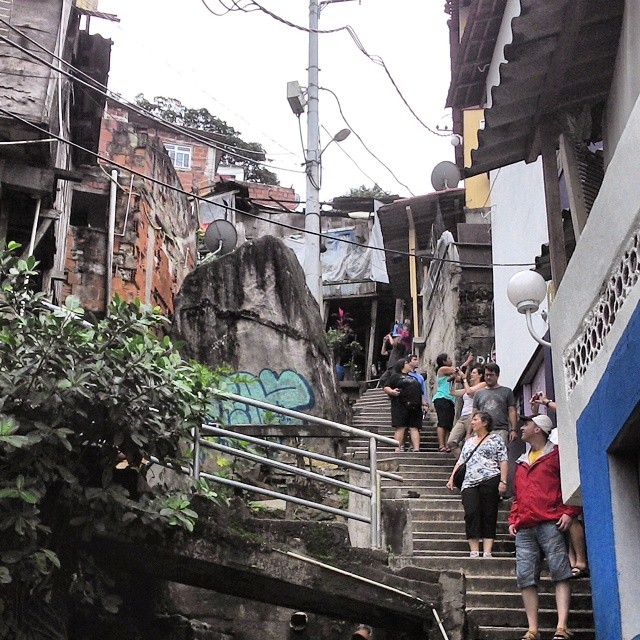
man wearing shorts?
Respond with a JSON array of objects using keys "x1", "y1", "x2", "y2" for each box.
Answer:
[{"x1": 508, "y1": 415, "x2": 582, "y2": 640}]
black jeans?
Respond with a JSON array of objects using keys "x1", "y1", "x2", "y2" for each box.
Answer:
[{"x1": 461, "y1": 475, "x2": 501, "y2": 539}]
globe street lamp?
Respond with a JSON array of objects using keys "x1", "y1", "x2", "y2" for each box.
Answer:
[{"x1": 507, "y1": 270, "x2": 552, "y2": 348}]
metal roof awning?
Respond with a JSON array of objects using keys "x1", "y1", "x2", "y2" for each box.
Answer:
[
  {"x1": 377, "y1": 189, "x2": 465, "y2": 299},
  {"x1": 463, "y1": 0, "x2": 624, "y2": 177},
  {"x1": 446, "y1": 0, "x2": 508, "y2": 109}
]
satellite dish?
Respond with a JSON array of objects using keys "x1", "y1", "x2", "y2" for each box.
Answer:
[
  {"x1": 204, "y1": 219, "x2": 238, "y2": 256},
  {"x1": 430, "y1": 161, "x2": 461, "y2": 191}
]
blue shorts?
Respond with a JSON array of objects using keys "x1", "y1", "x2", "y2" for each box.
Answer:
[{"x1": 515, "y1": 521, "x2": 572, "y2": 588}]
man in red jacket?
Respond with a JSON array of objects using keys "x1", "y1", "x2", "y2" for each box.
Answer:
[{"x1": 508, "y1": 415, "x2": 582, "y2": 640}]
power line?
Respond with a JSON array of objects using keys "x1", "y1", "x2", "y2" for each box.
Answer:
[
  {"x1": 341, "y1": 25, "x2": 450, "y2": 138},
  {"x1": 237, "y1": 0, "x2": 350, "y2": 34},
  {"x1": 0, "y1": 20, "x2": 304, "y2": 176},
  {"x1": 106, "y1": 8, "x2": 300, "y2": 161},
  {"x1": 0, "y1": 106, "x2": 535, "y2": 269},
  {"x1": 200, "y1": 0, "x2": 234, "y2": 16},
  {"x1": 216, "y1": 2, "x2": 449, "y2": 137},
  {"x1": 320, "y1": 124, "x2": 380, "y2": 188},
  {"x1": 320, "y1": 86, "x2": 415, "y2": 196}
]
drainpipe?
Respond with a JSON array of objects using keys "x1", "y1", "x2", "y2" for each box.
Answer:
[{"x1": 106, "y1": 170, "x2": 118, "y2": 310}]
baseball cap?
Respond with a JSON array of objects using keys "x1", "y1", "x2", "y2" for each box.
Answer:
[{"x1": 521, "y1": 414, "x2": 554, "y2": 434}]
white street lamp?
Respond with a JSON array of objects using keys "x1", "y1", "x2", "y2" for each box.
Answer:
[{"x1": 507, "y1": 270, "x2": 552, "y2": 348}]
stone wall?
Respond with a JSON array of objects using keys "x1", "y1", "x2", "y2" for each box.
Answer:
[{"x1": 421, "y1": 259, "x2": 494, "y2": 393}]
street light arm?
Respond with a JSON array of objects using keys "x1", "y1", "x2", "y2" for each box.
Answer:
[{"x1": 525, "y1": 310, "x2": 551, "y2": 348}]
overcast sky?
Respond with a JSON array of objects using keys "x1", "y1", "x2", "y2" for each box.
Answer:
[{"x1": 93, "y1": 0, "x2": 455, "y2": 202}]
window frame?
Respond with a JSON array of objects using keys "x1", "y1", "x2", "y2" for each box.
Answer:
[{"x1": 164, "y1": 143, "x2": 192, "y2": 170}]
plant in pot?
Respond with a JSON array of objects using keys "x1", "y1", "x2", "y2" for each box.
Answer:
[{"x1": 326, "y1": 308, "x2": 363, "y2": 381}]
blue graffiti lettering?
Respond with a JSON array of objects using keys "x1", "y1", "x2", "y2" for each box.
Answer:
[{"x1": 215, "y1": 369, "x2": 314, "y2": 425}]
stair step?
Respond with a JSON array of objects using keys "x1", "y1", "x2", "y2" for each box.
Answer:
[
  {"x1": 466, "y1": 591, "x2": 592, "y2": 609},
  {"x1": 392, "y1": 556, "x2": 517, "y2": 575},
  {"x1": 476, "y1": 627, "x2": 595, "y2": 640},
  {"x1": 412, "y1": 540, "x2": 514, "y2": 553},
  {"x1": 466, "y1": 574, "x2": 593, "y2": 593},
  {"x1": 469, "y1": 607, "x2": 593, "y2": 627},
  {"x1": 349, "y1": 388, "x2": 593, "y2": 640}
]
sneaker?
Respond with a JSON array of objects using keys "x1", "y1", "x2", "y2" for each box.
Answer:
[
  {"x1": 469, "y1": 551, "x2": 480, "y2": 558},
  {"x1": 483, "y1": 552, "x2": 493, "y2": 558}
]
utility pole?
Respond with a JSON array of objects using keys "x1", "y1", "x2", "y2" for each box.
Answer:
[
  {"x1": 304, "y1": 0, "x2": 322, "y2": 308},
  {"x1": 303, "y1": 0, "x2": 357, "y2": 309}
]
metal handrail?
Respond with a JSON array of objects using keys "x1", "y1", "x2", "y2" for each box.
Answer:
[
  {"x1": 149, "y1": 456, "x2": 369, "y2": 523},
  {"x1": 199, "y1": 439, "x2": 372, "y2": 497},
  {"x1": 198, "y1": 388, "x2": 399, "y2": 547},
  {"x1": 201, "y1": 424, "x2": 403, "y2": 482},
  {"x1": 213, "y1": 389, "x2": 398, "y2": 447}
]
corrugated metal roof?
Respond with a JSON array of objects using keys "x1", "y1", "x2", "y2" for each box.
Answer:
[
  {"x1": 464, "y1": 0, "x2": 623, "y2": 177},
  {"x1": 377, "y1": 189, "x2": 466, "y2": 299},
  {"x1": 446, "y1": 0, "x2": 508, "y2": 108}
]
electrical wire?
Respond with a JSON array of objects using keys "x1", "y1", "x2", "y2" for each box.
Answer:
[
  {"x1": 341, "y1": 25, "x2": 449, "y2": 138},
  {"x1": 200, "y1": 0, "x2": 234, "y2": 16},
  {"x1": 0, "y1": 106, "x2": 536, "y2": 269},
  {"x1": 221, "y1": 2, "x2": 449, "y2": 137},
  {"x1": 320, "y1": 124, "x2": 382, "y2": 190},
  {"x1": 105, "y1": 9, "x2": 299, "y2": 161},
  {"x1": 319, "y1": 86, "x2": 415, "y2": 196},
  {"x1": 482, "y1": 167, "x2": 501, "y2": 210},
  {"x1": 240, "y1": 0, "x2": 350, "y2": 34},
  {"x1": 0, "y1": 20, "x2": 304, "y2": 175}
]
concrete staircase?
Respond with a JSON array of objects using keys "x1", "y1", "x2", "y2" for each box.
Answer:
[{"x1": 348, "y1": 387, "x2": 595, "y2": 640}]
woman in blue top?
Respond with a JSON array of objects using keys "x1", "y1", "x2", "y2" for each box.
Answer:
[{"x1": 432, "y1": 353, "x2": 456, "y2": 452}]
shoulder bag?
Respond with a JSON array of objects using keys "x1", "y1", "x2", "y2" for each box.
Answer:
[{"x1": 453, "y1": 435, "x2": 488, "y2": 490}]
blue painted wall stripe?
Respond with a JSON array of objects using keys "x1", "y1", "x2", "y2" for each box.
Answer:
[{"x1": 577, "y1": 299, "x2": 640, "y2": 640}]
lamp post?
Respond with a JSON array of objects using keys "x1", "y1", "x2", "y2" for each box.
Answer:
[{"x1": 507, "y1": 270, "x2": 552, "y2": 348}]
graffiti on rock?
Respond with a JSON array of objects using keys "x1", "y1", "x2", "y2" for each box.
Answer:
[{"x1": 217, "y1": 369, "x2": 315, "y2": 425}]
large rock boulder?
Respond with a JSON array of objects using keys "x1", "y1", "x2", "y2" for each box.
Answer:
[{"x1": 171, "y1": 235, "x2": 348, "y2": 424}]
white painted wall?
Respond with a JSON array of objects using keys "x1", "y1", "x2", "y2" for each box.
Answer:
[
  {"x1": 551, "y1": 94, "x2": 640, "y2": 503},
  {"x1": 489, "y1": 160, "x2": 548, "y2": 388},
  {"x1": 603, "y1": 0, "x2": 640, "y2": 167}
]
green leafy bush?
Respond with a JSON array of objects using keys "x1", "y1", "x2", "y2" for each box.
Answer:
[{"x1": 0, "y1": 242, "x2": 223, "y2": 635}]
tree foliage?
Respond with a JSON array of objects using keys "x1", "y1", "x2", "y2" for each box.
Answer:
[
  {"x1": 342, "y1": 184, "x2": 392, "y2": 199},
  {"x1": 0, "y1": 243, "x2": 225, "y2": 637},
  {"x1": 136, "y1": 94, "x2": 279, "y2": 185}
]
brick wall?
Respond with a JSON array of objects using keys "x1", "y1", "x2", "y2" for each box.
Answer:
[{"x1": 65, "y1": 115, "x2": 197, "y2": 317}]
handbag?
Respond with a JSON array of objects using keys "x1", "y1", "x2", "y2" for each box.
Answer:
[{"x1": 453, "y1": 435, "x2": 488, "y2": 490}]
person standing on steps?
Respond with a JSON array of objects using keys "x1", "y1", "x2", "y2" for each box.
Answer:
[
  {"x1": 378, "y1": 329, "x2": 406, "y2": 388},
  {"x1": 446, "y1": 411, "x2": 508, "y2": 558},
  {"x1": 471, "y1": 362, "x2": 517, "y2": 447},
  {"x1": 432, "y1": 353, "x2": 460, "y2": 452},
  {"x1": 383, "y1": 357, "x2": 423, "y2": 452},
  {"x1": 529, "y1": 392, "x2": 589, "y2": 580},
  {"x1": 447, "y1": 363, "x2": 486, "y2": 459},
  {"x1": 508, "y1": 415, "x2": 582, "y2": 640},
  {"x1": 408, "y1": 353, "x2": 429, "y2": 412}
]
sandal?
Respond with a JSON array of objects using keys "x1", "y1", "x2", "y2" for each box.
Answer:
[
  {"x1": 570, "y1": 566, "x2": 589, "y2": 579},
  {"x1": 551, "y1": 629, "x2": 573, "y2": 640},
  {"x1": 520, "y1": 631, "x2": 540, "y2": 640}
]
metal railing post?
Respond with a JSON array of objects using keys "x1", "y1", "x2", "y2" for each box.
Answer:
[
  {"x1": 192, "y1": 425, "x2": 201, "y2": 480},
  {"x1": 376, "y1": 469, "x2": 382, "y2": 548},
  {"x1": 369, "y1": 435, "x2": 378, "y2": 549}
]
